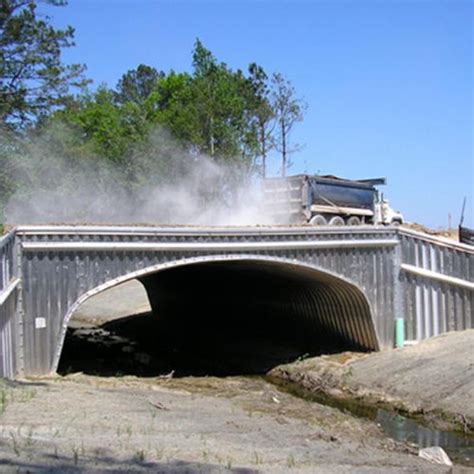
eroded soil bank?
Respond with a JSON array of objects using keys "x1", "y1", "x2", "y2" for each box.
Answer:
[
  {"x1": 0, "y1": 328, "x2": 471, "y2": 472},
  {"x1": 269, "y1": 330, "x2": 474, "y2": 435},
  {"x1": 0, "y1": 373, "x2": 456, "y2": 473}
]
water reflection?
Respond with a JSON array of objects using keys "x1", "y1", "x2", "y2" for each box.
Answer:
[
  {"x1": 269, "y1": 376, "x2": 474, "y2": 467},
  {"x1": 376, "y1": 409, "x2": 474, "y2": 465}
]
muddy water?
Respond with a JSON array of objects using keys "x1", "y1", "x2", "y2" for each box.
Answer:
[
  {"x1": 267, "y1": 376, "x2": 474, "y2": 467},
  {"x1": 59, "y1": 315, "x2": 474, "y2": 468},
  {"x1": 377, "y1": 410, "x2": 474, "y2": 465}
]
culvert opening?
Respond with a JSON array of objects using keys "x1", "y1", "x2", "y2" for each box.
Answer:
[
  {"x1": 58, "y1": 279, "x2": 153, "y2": 376},
  {"x1": 58, "y1": 259, "x2": 377, "y2": 377}
]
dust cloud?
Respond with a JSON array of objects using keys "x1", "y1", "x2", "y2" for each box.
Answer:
[{"x1": 3, "y1": 124, "x2": 274, "y2": 226}]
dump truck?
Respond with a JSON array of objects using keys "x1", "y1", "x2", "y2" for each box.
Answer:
[{"x1": 262, "y1": 174, "x2": 403, "y2": 225}]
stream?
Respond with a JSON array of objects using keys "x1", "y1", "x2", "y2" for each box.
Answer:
[
  {"x1": 60, "y1": 313, "x2": 474, "y2": 468},
  {"x1": 267, "y1": 375, "x2": 474, "y2": 467}
]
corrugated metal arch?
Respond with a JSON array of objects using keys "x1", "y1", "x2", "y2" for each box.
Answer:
[{"x1": 53, "y1": 254, "x2": 379, "y2": 373}]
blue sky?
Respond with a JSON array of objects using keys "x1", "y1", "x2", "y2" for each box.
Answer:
[{"x1": 42, "y1": 0, "x2": 473, "y2": 228}]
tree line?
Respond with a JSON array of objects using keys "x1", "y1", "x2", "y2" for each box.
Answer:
[{"x1": 0, "y1": 0, "x2": 306, "y2": 218}]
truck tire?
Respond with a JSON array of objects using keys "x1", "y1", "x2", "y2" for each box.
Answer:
[
  {"x1": 346, "y1": 216, "x2": 361, "y2": 226},
  {"x1": 329, "y1": 216, "x2": 345, "y2": 226},
  {"x1": 309, "y1": 214, "x2": 327, "y2": 225}
]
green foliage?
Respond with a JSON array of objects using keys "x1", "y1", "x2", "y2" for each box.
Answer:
[
  {"x1": 115, "y1": 64, "x2": 164, "y2": 106},
  {"x1": 0, "y1": 0, "x2": 88, "y2": 128},
  {"x1": 1, "y1": 31, "x2": 306, "y2": 219},
  {"x1": 147, "y1": 71, "x2": 195, "y2": 143},
  {"x1": 0, "y1": 0, "x2": 89, "y2": 214},
  {"x1": 0, "y1": 150, "x2": 15, "y2": 201},
  {"x1": 0, "y1": 125, "x2": 22, "y2": 215},
  {"x1": 248, "y1": 63, "x2": 275, "y2": 177},
  {"x1": 189, "y1": 39, "x2": 258, "y2": 162},
  {"x1": 54, "y1": 86, "x2": 148, "y2": 162},
  {"x1": 49, "y1": 39, "x2": 275, "y2": 174}
]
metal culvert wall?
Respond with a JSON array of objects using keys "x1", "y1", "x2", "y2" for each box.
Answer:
[
  {"x1": 0, "y1": 285, "x2": 20, "y2": 378},
  {"x1": 16, "y1": 226, "x2": 400, "y2": 375},
  {"x1": 0, "y1": 231, "x2": 21, "y2": 378},
  {"x1": 0, "y1": 231, "x2": 16, "y2": 293},
  {"x1": 399, "y1": 230, "x2": 474, "y2": 341},
  {"x1": 5, "y1": 225, "x2": 473, "y2": 378},
  {"x1": 139, "y1": 259, "x2": 379, "y2": 352}
]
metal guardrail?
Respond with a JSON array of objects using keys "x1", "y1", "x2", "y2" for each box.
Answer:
[
  {"x1": 401, "y1": 264, "x2": 474, "y2": 291},
  {"x1": 21, "y1": 239, "x2": 399, "y2": 252},
  {"x1": 399, "y1": 227, "x2": 474, "y2": 253},
  {"x1": 398, "y1": 228, "x2": 473, "y2": 342},
  {"x1": 0, "y1": 278, "x2": 20, "y2": 305},
  {"x1": 15, "y1": 223, "x2": 397, "y2": 236}
]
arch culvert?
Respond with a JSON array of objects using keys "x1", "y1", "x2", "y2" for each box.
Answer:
[{"x1": 134, "y1": 259, "x2": 378, "y2": 376}]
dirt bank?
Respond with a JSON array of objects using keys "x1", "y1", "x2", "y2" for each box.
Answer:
[
  {"x1": 269, "y1": 330, "x2": 474, "y2": 434},
  {"x1": 0, "y1": 373, "x2": 454, "y2": 473}
]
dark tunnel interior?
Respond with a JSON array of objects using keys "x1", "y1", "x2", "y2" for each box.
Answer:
[{"x1": 59, "y1": 260, "x2": 377, "y2": 377}]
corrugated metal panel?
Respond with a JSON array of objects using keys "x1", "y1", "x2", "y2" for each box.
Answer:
[
  {"x1": 0, "y1": 230, "x2": 20, "y2": 378},
  {"x1": 139, "y1": 260, "x2": 379, "y2": 356},
  {"x1": 0, "y1": 281, "x2": 19, "y2": 378},
  {"x1": 399, "y1": 230, "x2": 473, "y2": 342},
  {"x1": 0, "y1": 231, "x2": 16, "y2": 293},
  {"x1": 15, "y1": 226, "x2": 400, "y2": 374},
  {"x1": 0, "y1": 224, "x2": 467, "y2": 377}
]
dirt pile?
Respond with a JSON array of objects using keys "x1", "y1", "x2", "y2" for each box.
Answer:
[
  {"x1": 402, "y1": 223, "x2": 459, "y2": 241},
  {"x1": 269, "y1": 330, "x2": 474, "y2": 434}
]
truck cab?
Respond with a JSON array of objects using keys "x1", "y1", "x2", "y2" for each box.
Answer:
[{"x1": 374, "y1": 193, "x2": 404, "y2": 225}]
